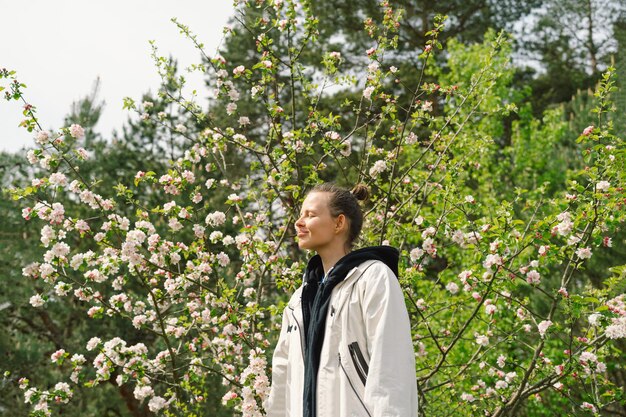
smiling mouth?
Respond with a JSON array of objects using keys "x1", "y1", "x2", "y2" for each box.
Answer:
[{"x1": 296, "y1": 231, "x2": 308, "y2": 237}]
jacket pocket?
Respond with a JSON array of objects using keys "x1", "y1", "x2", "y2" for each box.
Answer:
[
  {"x1": 348, "y1": 342, "x2": 369, "y2": 385},
  {"x1": 338, "y1": 353, "x2": 372, "y2": 417}
]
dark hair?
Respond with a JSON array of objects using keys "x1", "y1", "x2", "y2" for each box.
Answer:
[{"x1": 310, "y1": 183, "x2": 369, "y2": 248}]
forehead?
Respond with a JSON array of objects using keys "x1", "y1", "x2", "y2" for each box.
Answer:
[{"x1": 301, "y1": 192, "x2": 331, "y2": 212}]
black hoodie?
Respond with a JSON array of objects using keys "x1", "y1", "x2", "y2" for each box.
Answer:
[{"x1": 301, "y1": 246, "x2": 399, "y2": 417}]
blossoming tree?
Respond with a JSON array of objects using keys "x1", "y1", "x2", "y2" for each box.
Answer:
[{"x1": 1, "y1": 0, "x2": 625, "y2": 416}]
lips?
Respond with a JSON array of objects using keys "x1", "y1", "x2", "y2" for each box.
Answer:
[{"x1": 296, "y1": 230, "x2": 308, "y2": 237}]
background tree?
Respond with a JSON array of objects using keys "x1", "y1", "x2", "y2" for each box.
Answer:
[
  {"x1": 515, "y1": 0, "x2": 626, "y2": 115},
  {"x1": 1, "y1": 0, "x2": 625, "y2": 416}
]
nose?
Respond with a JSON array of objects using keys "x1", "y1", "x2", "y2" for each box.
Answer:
[{"x1": 295, "y1": 215, "x2": 305, "y2": 229}]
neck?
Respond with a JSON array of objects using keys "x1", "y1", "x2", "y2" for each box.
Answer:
[{"x1": 317, "y1": 245, "x2": 350, "y2": 276}]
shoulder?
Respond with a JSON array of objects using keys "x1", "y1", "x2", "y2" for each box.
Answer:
[
  {"x1": 287, "y1": 284, "x2": 305, "y2": 308},
  {"x1": 358, "y1": 260, "x2": 396, "y2": 279},
  {"x1": 352, "y1": 260, "x2": 398, "y2": 292}
]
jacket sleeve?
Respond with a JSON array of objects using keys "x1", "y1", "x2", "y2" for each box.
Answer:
[
  {"x1": 359, "y1": 262, "x2": 419, "y2": 417},
  {"x1": 264, "y1": 305, "x2": 290, "y2": 417}
]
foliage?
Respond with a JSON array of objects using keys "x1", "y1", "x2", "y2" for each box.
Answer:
[
  {"x1": 1, "y1": 1, "x2": 626, "y2": 416},
  {"x1": 514, "y1": 0, "x2": 626, "y2": 117}
]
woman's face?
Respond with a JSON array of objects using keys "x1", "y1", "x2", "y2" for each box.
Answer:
[{"x1": 295, "y1": 192, "x2": 346, "y2": 252}]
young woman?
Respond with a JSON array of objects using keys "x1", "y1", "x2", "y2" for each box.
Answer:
[{"x1": 265, "y1": 183, "x2": 418, "y2": 417}]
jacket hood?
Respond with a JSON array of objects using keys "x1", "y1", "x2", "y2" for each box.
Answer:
[{"x1": 304, "y1": 245, "x2": 399, "y2": 284}]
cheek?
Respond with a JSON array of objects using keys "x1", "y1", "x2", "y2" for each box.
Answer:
[{"x1": 310, "y1": 218, "x2": 334, "y2": 235}]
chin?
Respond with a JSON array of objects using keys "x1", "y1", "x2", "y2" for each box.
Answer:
[{"x1": 297, "y1": 239, "x2": 316, "y2": 251}]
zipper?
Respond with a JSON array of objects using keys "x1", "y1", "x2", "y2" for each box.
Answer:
[
  {"x1": 338, "y1": 353, "x2": 372, "y2": 417},
  {"x1": 348, "y1": 342, "x2": 369, "y2": 385},
  {"x1": 288, "y1": 306, "x2": 305, "y2": 361}
]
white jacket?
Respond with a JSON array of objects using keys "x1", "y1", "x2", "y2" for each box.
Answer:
[{"x1": 266, "y1": 260, "x2": 418, "y2": 417}]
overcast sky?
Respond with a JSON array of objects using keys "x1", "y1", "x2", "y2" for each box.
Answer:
[{"x1": 0, "y1": 0, "x2": 235, "y2": 153}]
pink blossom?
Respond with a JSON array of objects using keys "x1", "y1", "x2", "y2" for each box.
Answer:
[
  {"x1": 405, "y1": 132, "x2": 417, "y2": 145},
  {"x1": 460, "y1": 393, "x2": 475, "y2": 402},
  {"x1": 588, "y1": 313, "x2": 602, "y2": 326},
  {"x1": 475, "y1": 333, "x2": 489, "y2": 346},
  {"x1": 596, "y1": 180, "x2": 610, "y2": 192},
  {"x1": 35, "y1": 131, "x2": 50, "y2": 144},
  {"x1": 29, "y1": 294, "x2": 45, "y2": 307},
  {"x1": 222, "y1": 390, "x2": 238, "y2": 404},
  {"x1": 368, "y1": 62, "x2": 379, "y2": 72},
  {"x1": 605, "y1": 317, "x2": 626, "y2": 339},
  {"x1": 526, "y1": 270, "x2": 541, "y2": 285},
  {"x1": 86, "y1": 337, "x2": 101, "y2": 351},
  {"x1": 217, "y1": 252, "x2": 230, "y2": 267},
  {"x1": 422, "y1": 238, "x2": 437, "y2": 257},
  {"x1": 555, "y1": 211, "x2": 573, "y2": 236},
  {"x1": 339, "y1": 140, "x2": 352, "y2": 157},
  {"x1": 410, "y1": 247, "x2": 424, "y2": 262},
  {"x1": 483, "y1": 253, "x2": 503, "y2": 269},
  {"x1": 22, "y1": 262, "x2": 40, "y2": 278},
  {"x1": 49, "y1": 172, "x2": 68, "y2": 187},
  {"x1": 581, "y1": 125, "x2": 594, "y2": 136},
  {"x1": 369, "y1": 160, "x2": 387, "y2": 177},
  {"x1": 329, "y1": 51, "x2": 341, "y2": 60},
  {"x1": 50, "y1": 349, "x2": 66, "y2": 363},
  {"x1": 363, "y1": 86, "x2": 375, "y2": 100},
  {"x1": 421, "y1": 226, "x2": 436, "y2": 238},
  {"x1": 75, "y1": 219, "x2": 90, "y2": 232},
  {"x1": 228, "y1": 88, "x2": 240, "y2": 101},
  {"x1": 22, "y1": 207, "x2": 33, "y2": 220},
  {"x1": 148, "y1": 396, "x2": 168, "y2": 412},
  {"x1": 250, "y1": 85, "x2": 262, "y2": 98},
  {"x1": 446, "y1": 282, "x2": 459, "y2": 294},
  {"x1": 324, "y1": 131, "x2": 341, "y2": 141},
  {"x1": 134, "y1": 385, "x2": 154, "y2": 401},
  {"x1": 226, "y1": 102, "x2": 238, "y2": 115},
  {"x1": 495, "y1": 380, "x2": 508, "y2": 390},
  {"x1": 497, "y1": 354, "x2": 506, "y2": 368},
  {"x1": 580, "y1": 402, "x2": 597, "y2": 413},
  {"x1": 26, "y1": 150, "x2": 38, "y2": 164},
  {"x1": 69, "y1": 124, "x2": 85, "y2": 138},
  {"x1": 576, "y1": 247, "x2": 592, "y2": 260},
  {"x1": 206, "y1": 211, "x2": 226, "y2": 227},
  {"x1": 537, "y1": 320, "x2": 552, "y2": 338}
]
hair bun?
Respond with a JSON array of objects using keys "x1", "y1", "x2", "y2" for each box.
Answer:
[{"x1": 351, "y1": 183, "x2": 370, "y2": 202}]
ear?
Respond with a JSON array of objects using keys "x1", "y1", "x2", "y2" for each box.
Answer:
[{"x1": 334, "y1": 214, "x2": 348, "y2": 234}]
